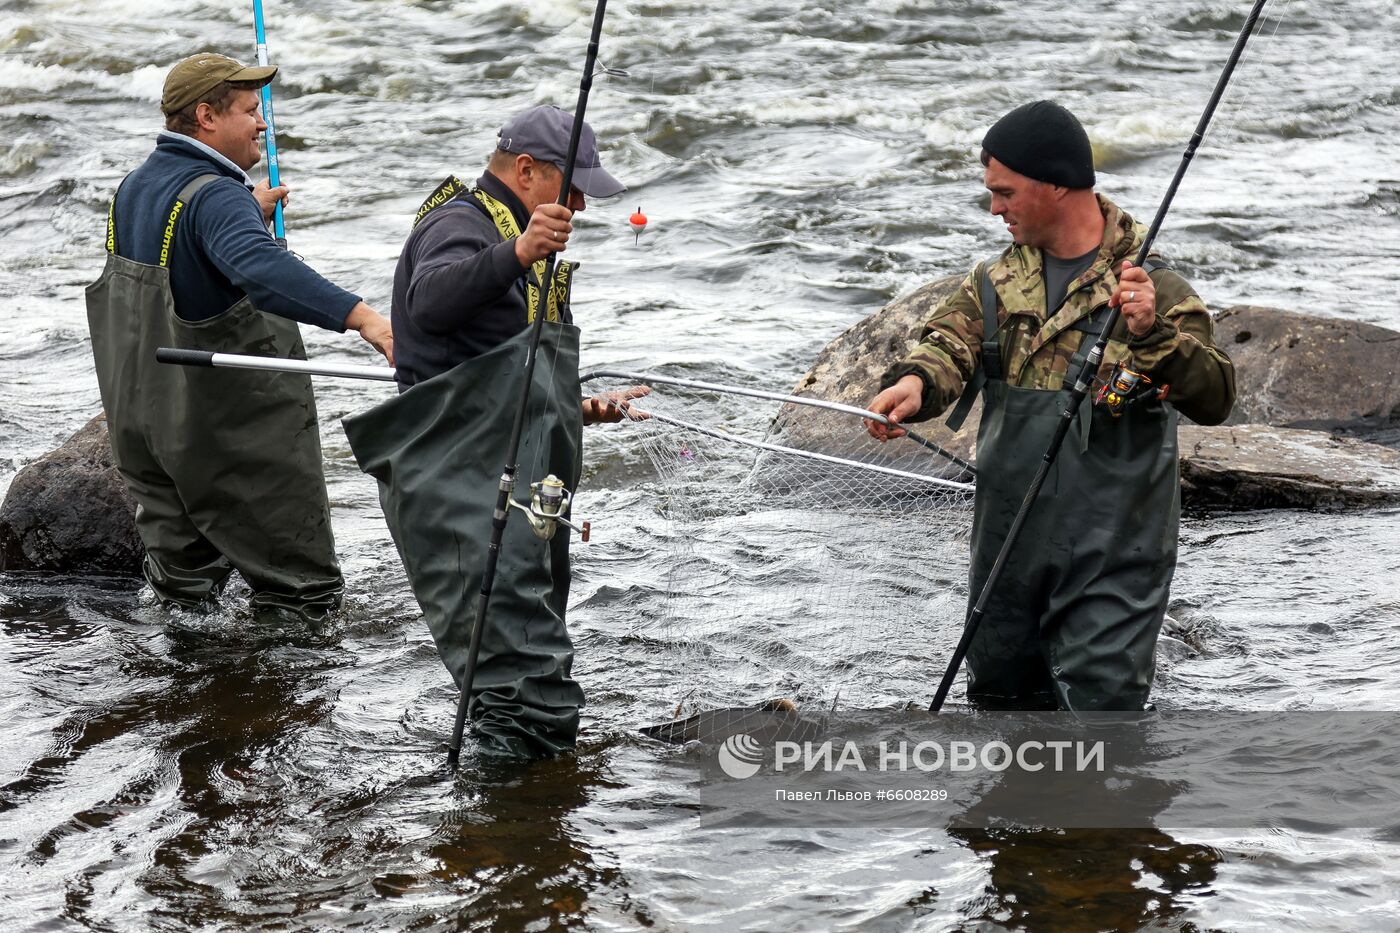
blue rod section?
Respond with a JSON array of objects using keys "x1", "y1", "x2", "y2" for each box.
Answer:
[{"x1": 252, "y1": 0, "x2": 285, "y2": 245}]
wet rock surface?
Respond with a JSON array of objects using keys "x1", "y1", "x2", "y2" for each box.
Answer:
[
  {"x1": 1214, "y1": 306, "x2": 1400, "y2": 433},
  {"x1": 1178, "y1": 424, "x2": 1400, "y2": 510},
  {"x1": 783, "y1": 275, "x2": 978, "y2": 475},
  {"x1": 0, "y1": 413, "x2": 142, "y2": 575}
]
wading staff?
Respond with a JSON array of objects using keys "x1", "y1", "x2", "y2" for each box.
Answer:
[
  {"x1": 446, "y1": 0, "x2": 612, "y2": 768},
  {"x1": 929, "y1": 0, "x2": 1271, "y2": 713},
  {"x1": 252, "y1": 0, "x2": 286, "y2": 247}
]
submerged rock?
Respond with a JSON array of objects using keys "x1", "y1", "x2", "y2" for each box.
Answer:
[
  {"x1": 0, "y1": 414, "x2": 142, "y2": 575},
  {"x1": 1178, "y1": 424, "x2": 1400, "y2": 510}
]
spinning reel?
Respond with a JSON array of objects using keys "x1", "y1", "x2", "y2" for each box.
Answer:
[{"x1": 508, "y1": 474, "x2": 590, "y2": 542}]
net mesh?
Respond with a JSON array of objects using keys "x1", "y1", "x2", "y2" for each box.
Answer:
[{"x1": 582, "y1": 373, "x2": 976, "y2": 741}]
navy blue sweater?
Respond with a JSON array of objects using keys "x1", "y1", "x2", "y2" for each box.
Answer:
[{"x1": 110, "y1": 134, "x2": 359, "y2": 328}]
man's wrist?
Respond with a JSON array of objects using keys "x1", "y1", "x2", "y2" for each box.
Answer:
[{"x1": 344, "y1": 300, "x2": 373, "y2": 331}]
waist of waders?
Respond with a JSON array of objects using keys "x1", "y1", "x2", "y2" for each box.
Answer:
[{"x1": 413, "y1": 174, "x2": 575, "y2": 325}]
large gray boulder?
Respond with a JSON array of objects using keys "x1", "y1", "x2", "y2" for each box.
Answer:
[
  {"x1": 787, "y1": 282, "x2": 1400, "y2": 510},
  {"x1": 1214, "y1": 306, "x2": 1400, "y2": 432},
  {"x1": 0, "y1": 414, "x2": 142, "y2": 575},
  {"x1": 781, "y1": 276, "x2": 977, "y2": 477}
]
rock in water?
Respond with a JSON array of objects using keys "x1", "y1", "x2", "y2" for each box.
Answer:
[
  {"x1": 1214, "y1": 306, "x2": 1400, "y2": 432},
  {"x1": 782, "y1": 275, "x2": 978, "y2": 473},
  {"x1": 0, "y1": 414, "x2": 142, "y2": 575},
  {"x1": 1179, "y1": 424, "x2": 1400, "y2": 510}
]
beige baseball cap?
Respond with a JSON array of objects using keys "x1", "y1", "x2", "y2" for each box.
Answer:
[{"x1": 161, "y1": 53, "x2": 276, "y2": 115}]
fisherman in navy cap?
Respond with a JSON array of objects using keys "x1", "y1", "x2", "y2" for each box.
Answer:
[{"x1": 360, "y1": 106, "x2": 645, "y2": 757}]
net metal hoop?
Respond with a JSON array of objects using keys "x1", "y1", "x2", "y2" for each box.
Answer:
[{"x1": 580, "y1": 368, "x2": 974, "y2": 494}]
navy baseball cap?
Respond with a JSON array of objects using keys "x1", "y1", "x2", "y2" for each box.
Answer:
[{"x1": 497, "y1": 105, "x2": 625, "y2": 199}]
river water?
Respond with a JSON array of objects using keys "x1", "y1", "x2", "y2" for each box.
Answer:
[{"x1": 3, "y1": 0, "x2": 1400, "y2": 929}]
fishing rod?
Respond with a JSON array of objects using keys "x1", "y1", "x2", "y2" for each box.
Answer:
[
  {"x1": 928, "y1": 0, "x2": 1271, "y2": 713},
  {"x1": 446, "y1": 0, "x2": 613, "y2": 769},
  {"x1": 252, "y1": 0, "x2": 286, "y2": 246}
]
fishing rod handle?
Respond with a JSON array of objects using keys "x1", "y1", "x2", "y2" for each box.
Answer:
[
  {"x1": 929, "y1": 398, "x2": 1078, "y2": 712},
  {"x1": 448, "y1": 471, "x2": 514, "y2": 767},
  {"x1": 155, "y1": 348, "x2": 215, "y2": 367}
]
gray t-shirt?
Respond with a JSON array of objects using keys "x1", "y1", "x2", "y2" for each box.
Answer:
[{"x1": 1043, "y1": 246, "x2": 1098, "y2": 315}]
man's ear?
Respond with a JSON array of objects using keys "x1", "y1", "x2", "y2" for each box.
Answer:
[
  {"x1": 195, "y1": 102, "x2": 219, "y2": 133},
  {"x1": 515, "y1": 153, "x2": 537, "y2": 184}
]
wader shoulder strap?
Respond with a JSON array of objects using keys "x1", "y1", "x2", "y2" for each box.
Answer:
[
  {"x1": 106, "y1": 188, "x2": 120, "y2": 256},
  {"x1": 105, "y1": 175, "x2": 139, "y2": 256},
  {"x1": 469, "y1": 187, "x2": 574, "y2": 325},
  {"x1": 410, "y1": 177, "x2": 577, "y2": 325},
  {"x1": 413, "y1": 174, "x2": 472, "y2": 228},
  {"x1": 943, "y1": 260, "x2": 1002, "y2": 432},
  {"x1": 154, "y1": 174, "x2": 223, "y2": 269}
]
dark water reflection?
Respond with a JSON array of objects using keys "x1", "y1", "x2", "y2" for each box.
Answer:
[
  {"x1": 950, "y1": 828, "x2": 1221, "y2": 932},
  {"x1": 0, "y1": 580, "x2": 640, "y2": 929}
]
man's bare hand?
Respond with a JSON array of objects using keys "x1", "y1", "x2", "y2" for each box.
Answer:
[
  {"x1": 864, "y1": 374, "x2": 924, "y2": 440},
  {"x1": 582, "y1": 385, "x2": 651, "y2": 425},
  {"x1": 345, "y1": 301, "x2": 394, "y2": 366},
  {"x1": 1111, "y1": 261, "x2": 1157, "y2": 337},
  {"x1": 253, "y1": 178, "x2": 289, "y2": 226},
  {"x1": 516, "y1": 203, "x2": 574, "y2": 267}
]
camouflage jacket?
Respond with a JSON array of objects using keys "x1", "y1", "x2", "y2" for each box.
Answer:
[{"x1": 884, "y1": 194, "x2": 1236, "y2": 426}]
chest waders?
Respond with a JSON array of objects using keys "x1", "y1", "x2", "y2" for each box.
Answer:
[
  {"x1": 85, "y1": 174, "x2": 342, "y2": 619},
  {"x1": 946, "y1": 264, "x2": 1179, "y2": 711},
  {"x1": 343, "y1": 323, "x2": 586, "y2": 758},
  {"x1": 348, "y1": 172, "x2": 586, "y2": 756}
]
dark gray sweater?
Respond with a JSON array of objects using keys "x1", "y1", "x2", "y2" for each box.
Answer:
[{"x1": 391, "y1": 172, "x2": 566, "y2": 389}]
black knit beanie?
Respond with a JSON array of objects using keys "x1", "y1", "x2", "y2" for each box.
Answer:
[{"x1": 982, "y1": 100, "x2": 1095, "y2": 189}]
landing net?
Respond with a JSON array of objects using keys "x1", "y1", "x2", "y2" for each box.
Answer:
[{"x1": 580, "y1": 370, "x2": 976, "y2": 739}]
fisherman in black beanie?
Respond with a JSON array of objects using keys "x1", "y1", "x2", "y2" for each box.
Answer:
[{"x1": 866, "y1": 100, "x2": 1237, "y2": 713}]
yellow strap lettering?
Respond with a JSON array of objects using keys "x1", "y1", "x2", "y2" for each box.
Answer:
[
  {"x1": 105, "y1": 197, "x2": 116, "y2": 255},
  {"x1": 412, "y1": 175, "x2": 471, "y2": 229},
  {"x1": 158, "y1": 199, "x2": 185, "y2": 268},
  {"x1": 412, "y1": 180, "x2": 575, "y2": 325},
  {"x1": 472, "y1": 189, "x2": 571, "y2": 324}
]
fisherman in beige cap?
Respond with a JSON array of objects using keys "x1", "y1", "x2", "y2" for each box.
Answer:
[{"x1": 85, "y1": 53, "x2": 393, "y2": 621}]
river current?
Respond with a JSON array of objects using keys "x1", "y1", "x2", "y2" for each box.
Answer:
[{"x1": 3, "y1": 0, "x2": 1400, "y2": 929}]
